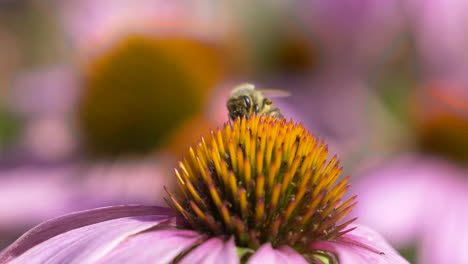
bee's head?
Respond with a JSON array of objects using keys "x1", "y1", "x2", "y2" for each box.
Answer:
[{"x1": 227, "y1": 95, "x2": 252, "y2": 121}]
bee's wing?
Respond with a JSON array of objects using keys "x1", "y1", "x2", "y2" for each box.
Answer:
[{"x1": 257, "y1": 89, "x2": 291, "y2": 98}]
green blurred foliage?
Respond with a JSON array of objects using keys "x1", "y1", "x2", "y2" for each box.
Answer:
[
  {"x1": 371, "y1": 34, "x2": 420, "y2": 125},
  {"x1": 398, "y1": 245, "x2": 417, "y2": 264},
  {"x1": 0, "y1": 108, "x2": 20, "y2": 148}
]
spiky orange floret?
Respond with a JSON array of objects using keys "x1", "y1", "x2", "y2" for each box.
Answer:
[{"x1": 165, "y1": 115, "x2": 357, "y2": 251}]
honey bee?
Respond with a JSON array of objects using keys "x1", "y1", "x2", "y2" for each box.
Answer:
[{"x1": 226, "y1": 83, "x2": 290, "y2": 121}]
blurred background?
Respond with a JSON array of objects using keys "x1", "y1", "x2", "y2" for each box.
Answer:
[{"x1": 0, "y1": 1, "x2": 467, "y2": 263}]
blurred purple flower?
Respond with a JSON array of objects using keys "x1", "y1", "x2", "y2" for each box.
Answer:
[
  {"x1": 352, "y1": 154, "x2": 468, "y2": 263},
  {"x1": 0, "y1": 205, "x2": 408, "y2": 264}
]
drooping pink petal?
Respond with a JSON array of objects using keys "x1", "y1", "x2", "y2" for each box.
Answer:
[
  {"x1": 179, "y1": 237, "x2": 238, "y2": 264},
  {"x1": 6, "y1": 214, "x2": 182, "y2": 264},
  {"x1": 247, "y1": 243, "x2": 308, "y2": 264},
  {"x1": 0, "y1": 205, "x2": 180, "y2": 263},
  {"x1": 97, "y1": 229, "x2": 204, "y2": 264},
  {"x1": 311, "y1": 224, "x2": 409, "y2": 264}
]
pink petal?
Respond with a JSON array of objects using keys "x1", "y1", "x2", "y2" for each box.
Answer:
[
  {"x1": 179, "y1": 237, "x2": 239, "y2": 264},
  {"x1": 0, "y1": 205, "x2": 179, "y2": 263},
  {"x1": 248, "y1": 243, "x2": 308, "y2": 264},
  {"x1": 7, "y1": 214, "x2": 180, "y2": 264},
  {"x1": 97, "y1": 230, "x2": 204, "y2": 264},
  {"x1": 311, "y1": 224, "x2": 409, "y2": 264}
]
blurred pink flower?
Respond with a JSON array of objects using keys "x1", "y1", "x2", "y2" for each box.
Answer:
[
  {"x1": 2, "y1": 1, "x2": 228, "y2": 243},
  {"x1": 352, "y1": 154, "x2": 468, "y2": 263},
  {"x1": 0, "y1": 205, "x2": 408, "y2": 264},
  {"x1": 0, "y1": 159, "x2": 173, "y2": 247},
  {"x1": 8, "y1": 0, "x2": 231, "y2": 161}
]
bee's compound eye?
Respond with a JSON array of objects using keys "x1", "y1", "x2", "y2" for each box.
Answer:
[{"x1": 242, "y1": 96, "x2": 251, "y2": 109}]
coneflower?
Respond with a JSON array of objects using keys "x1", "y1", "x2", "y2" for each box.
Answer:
[
  {"x1": 166, "y1": 115, "x2": 357, "y2": 260},
  {"x1": 0, "y1": 116, "x2": 408, "y2": 264}
]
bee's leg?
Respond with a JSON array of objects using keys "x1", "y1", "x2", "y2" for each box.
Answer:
[
  {"x1": 264, "y1": 107, "x2": 283, "y2": 119},
  {"x1": 263, "y1": 98, "x2": 273, "y2": 106}
]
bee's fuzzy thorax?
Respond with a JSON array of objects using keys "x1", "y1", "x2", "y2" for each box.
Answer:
[{"x1": 165, "y1": 115, "x2": 357, "y2": 255}]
